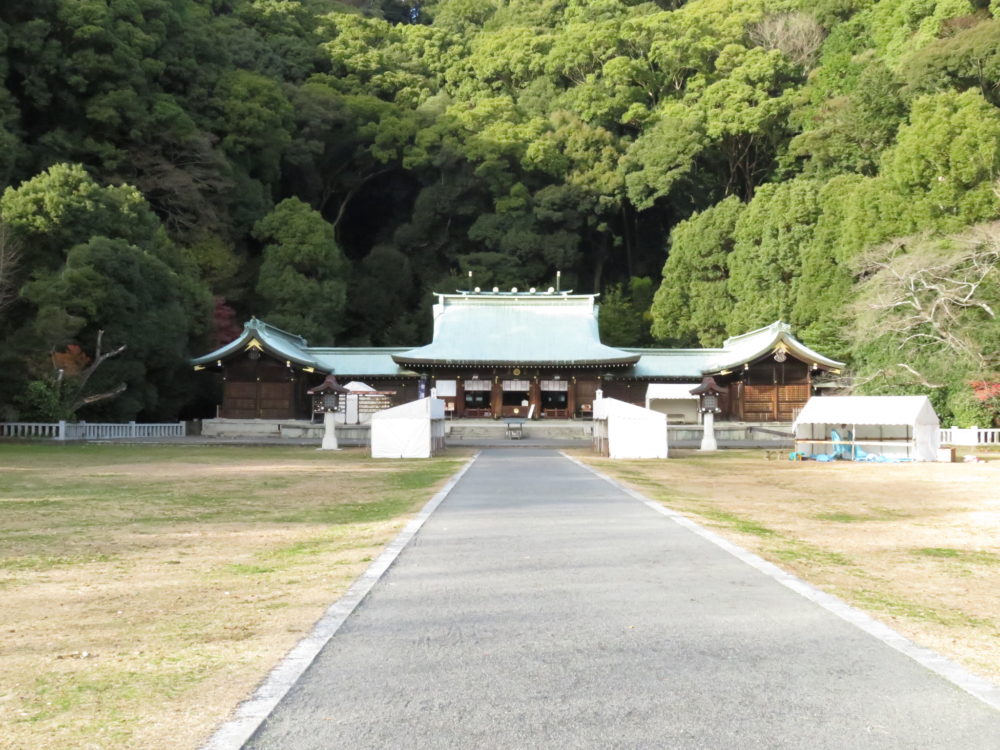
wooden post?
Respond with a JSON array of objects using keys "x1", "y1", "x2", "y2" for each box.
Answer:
[
  {"x1": 529, "y1": 379, "x2": 541, "y2": 419},
  {"x1": 490, "y1": 380, "x2": 502, "y2": 419},
  {"x1": 455, "y1": 379, "x2": 465, "y2": 418}
]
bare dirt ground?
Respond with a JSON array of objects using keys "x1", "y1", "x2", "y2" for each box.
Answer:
[
  {"x1": 0, "y1": 444, "x2": 470, "y2": 750},
  {"x1": 580, "y1": 449, "x2": 1000, "y2": 686}
]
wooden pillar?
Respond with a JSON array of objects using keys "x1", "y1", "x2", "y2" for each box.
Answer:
[
  {"x1": 254, "y1": 358, "x2": 262, "y2": 418},
  {"x1": 530, "y1": 379, "x2": 541, "y2": 419},
  {"x1": 490, "y1": 379, "x2": 502, "y2": 418},
  {"x1": 567, "y1": 378, "x2": 577, "y2": 417},
  {"x1": 455, "y1": 378, "x2": 465, "y2": 418}
]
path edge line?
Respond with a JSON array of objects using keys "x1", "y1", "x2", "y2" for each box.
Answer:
[
  {"x1": 201, "y1": 452, "x2": 480, "y2": 750},
  {"x1": 562, "y1": 452, "x2": 1000, "y2": 713}
]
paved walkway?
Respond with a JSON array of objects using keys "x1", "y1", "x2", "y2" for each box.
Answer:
[{"x1": 245, "y1": 449, "x2": 1000, "y2": 749}]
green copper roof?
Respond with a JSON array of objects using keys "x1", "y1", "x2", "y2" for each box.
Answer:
[
  {"x1": 624, "y1": 322, "x2": 844, "y2": 378},
  {"x1": 191, "y1": 318, "x2": 323, "y2": 369},
  {"x1": 191, "y1": 320, "x2": 415, "y2": 377},
  {"x1": 311, "y1": 348, "x2": 417, "y2": 377},
  {"x1": 393, "y1": 293, "x2": 639, "y2": 366},
  {"x1": 624, "y1": 348, "x2": 722, "y2": 378},
  {"x1": 192, "y1": 313, "x2": 841, "y2": 380},
  {"x1": 710, "y1": 321, "x2": 844, "y2": 372}
]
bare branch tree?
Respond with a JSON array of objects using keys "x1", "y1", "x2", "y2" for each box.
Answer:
[
  {"x1": 851, "y1": 223, "x2": 1000, "y2": 380},
  {"x1": 749, "y1": 12, "x2": 827, "y2": 69},
  {"x1": 65, "y1": 330, "x2": 128, "y2": 413}
]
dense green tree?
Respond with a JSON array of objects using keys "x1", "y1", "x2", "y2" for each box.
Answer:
[
  {"x1": 344, "y1": 243, "x2": 421, "y2": 345},
  {"x1": 622, "y1": 102, "x2": 706, "y2": 210},
  {"x1": 880, "y1": 90, "x2": 1000, "y2": 230},
  {"x1": 902, "y1": 18, "x2": 1000, "y2": 105},
  {"x1": 651, "y1": 195, "x2": 743, "y2": 346},
  {"x1": 0, "y1": 164, "x2": 174, "y2": 271},
  {"x1": 866, "y1": 0, "x2": 979, "y2": 64},
  {"x1": 22, "y1": 236, "x2": 205, "y2": 419},
  {"x1": 598, "y1": 276, "x2": 655, "y2": 347},
  {"x1": 0, "y1": 162, "x2": 210, "y2": 417},
  {"x1": 727, "y1": 178, "x2": 822, "y2": 333},
  {"x1": 253, "y1": 197, "x2": 349, "y2": 344},
  {"x1": 787, "y1": 61, "x2": 906, "y2": 177},
  {"x1": 0, "y1": 18, "x2": 19, "y2": 187},
  {"x1": 791, "y1": 174, "x2": 866, "y2": 359}
]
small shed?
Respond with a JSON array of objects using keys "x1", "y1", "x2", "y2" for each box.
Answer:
[
  {"x1": 644, "y1": 383, "x2": 700, "y2": 424},
  {"x1": 370, "y1": 397, "x2": 446, "y2": 459},
  {"x1": 593, "y1": 397, "x2": 668, "y2": 459},
  {"x1": 793, "y1": 395, "x2": 940, "y2": 462}
]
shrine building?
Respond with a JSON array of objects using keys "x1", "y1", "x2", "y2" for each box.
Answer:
[{"x1": 191, "y1": 290, "x2": 844, "y2": 423}]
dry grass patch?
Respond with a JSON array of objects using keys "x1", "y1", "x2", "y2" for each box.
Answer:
[
  {"x1": 579, "y1": 449, "x2": 1000, "y2": 685},
  {"x1": 0, "y1": 443, "x2": 471, "y2": 749}
]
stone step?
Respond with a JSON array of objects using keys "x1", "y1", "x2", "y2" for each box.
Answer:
[{"x1": 446, "y1": 420, "x2": 593, "y2": 440}]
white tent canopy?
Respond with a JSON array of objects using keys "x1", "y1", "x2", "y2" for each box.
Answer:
[
  {"x1": 593, "y1": 397, "x2": 668, "y2": 459},
  {"x1": 793, "y1": 395, "x2": 940, "y2": 462},
  {"x1": 370, "y1": 397, "x2": 446, "y2": 458}
]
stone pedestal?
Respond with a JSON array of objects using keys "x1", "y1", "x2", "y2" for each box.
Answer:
[
  {"x1": 320, "y1": 411, "x2": 340, "y2": 451},
  {"x1": 700, "y1": 411, "x2": 718, "y2": 452}
]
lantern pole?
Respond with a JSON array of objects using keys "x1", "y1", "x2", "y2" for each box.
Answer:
[
  {"x1": 690, "y1": 376, "x2": 725, "y2": 452},
  {"x1": 309, "y1": 375, "x2": 346, "y2": 451},
  {"x1": 321, "y1": 410, "x2": 340, "y2": 451},
  {"x1": 700, "y1": 410, "x2": 718, "y2": 452}
]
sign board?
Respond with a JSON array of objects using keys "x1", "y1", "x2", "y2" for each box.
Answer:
[
  {"x1": 435, "y1": 379, "x2": 457, "y2": 397},
  {"x1": 346, "y1": 394, "x2": 360, "y2": 424}
]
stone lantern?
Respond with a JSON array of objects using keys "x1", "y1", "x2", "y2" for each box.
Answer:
[
  {"x1": 690, "y1": 376, "x2": 727, "y2": 452},
  {"x1": 308, "y1": 375, "x2": 348, "y2": 450}
]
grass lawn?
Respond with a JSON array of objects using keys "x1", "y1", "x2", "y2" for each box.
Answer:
[
  {"x1": 0, "y1": 443, "x2": 471, "y2": 750},
  {"x1": 579, "y1": 449, "x2": 1000, "y2": 686}
]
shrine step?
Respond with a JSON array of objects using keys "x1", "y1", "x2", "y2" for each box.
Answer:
[{"x1": 446, "y1": 420, "x2": 593, "y2": 441}]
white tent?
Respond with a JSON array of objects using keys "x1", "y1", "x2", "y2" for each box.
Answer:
[
  {"x1": 644, "y1": 383, "x2": 700, "y2": 424},
  {"x1": 370, "y1": 397, "x2": 446, "y2": 458},
  {"x1": 793, "y1": 395, "x2": 940, "y2": 462},
  {"x1": 593, "y1": 397, "x2": 668, "y2": 459}
]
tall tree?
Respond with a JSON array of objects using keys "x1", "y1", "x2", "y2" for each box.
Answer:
[{"x1": 253, "y1": 197, "x2": 349, "y2": 344}]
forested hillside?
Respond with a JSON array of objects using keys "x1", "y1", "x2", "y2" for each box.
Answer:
[{"x1": 0, "y1": 0, "x2": 997, "y2": 425}]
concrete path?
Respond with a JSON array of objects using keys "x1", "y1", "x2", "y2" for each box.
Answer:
[{"x1": 244, "y1": 449, "x2": 1000, "y2": 749}]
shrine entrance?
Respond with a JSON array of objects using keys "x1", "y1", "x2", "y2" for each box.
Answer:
[{"x1": 540, "y1": 380, "x2": 569, "y2": 418}]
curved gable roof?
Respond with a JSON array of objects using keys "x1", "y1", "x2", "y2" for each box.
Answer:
[
  {"x1": 393, "y1": 293, "x2": 639, "y2": 366},
  {"x1": 191, "y1": 318, "x2": 322, "y2": 369},
  {"x1": 708, "y1": 322, "x2": 844, "y2": 373}
]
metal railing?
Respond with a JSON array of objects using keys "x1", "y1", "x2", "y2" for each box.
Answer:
[
  {"x1": 0, "y1": 421, "x2": 186, "y2": 441},
  {"x1": 939, "y1": 427, "x2": 1000, "y2": 446}
]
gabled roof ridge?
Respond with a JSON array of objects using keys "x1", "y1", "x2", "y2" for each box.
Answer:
[
  {"x1": 434, "y1": 292, "x2": 597, "y2": 304},
  {"x1": 247, "y1": 317, "x2": 310, "y2": 347},
  {"x1": 308, "y1": 346, "x2": 415, "y2": 353},
  {"x1": 191, "y1": 317, "x2": 322, "y2": 369},
  {"x1": 721, "y1": 320, "x2": 789, "y2": 347},
  {"x1": 622, "y1": 347, "x2": 726, "y2": 354}
]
